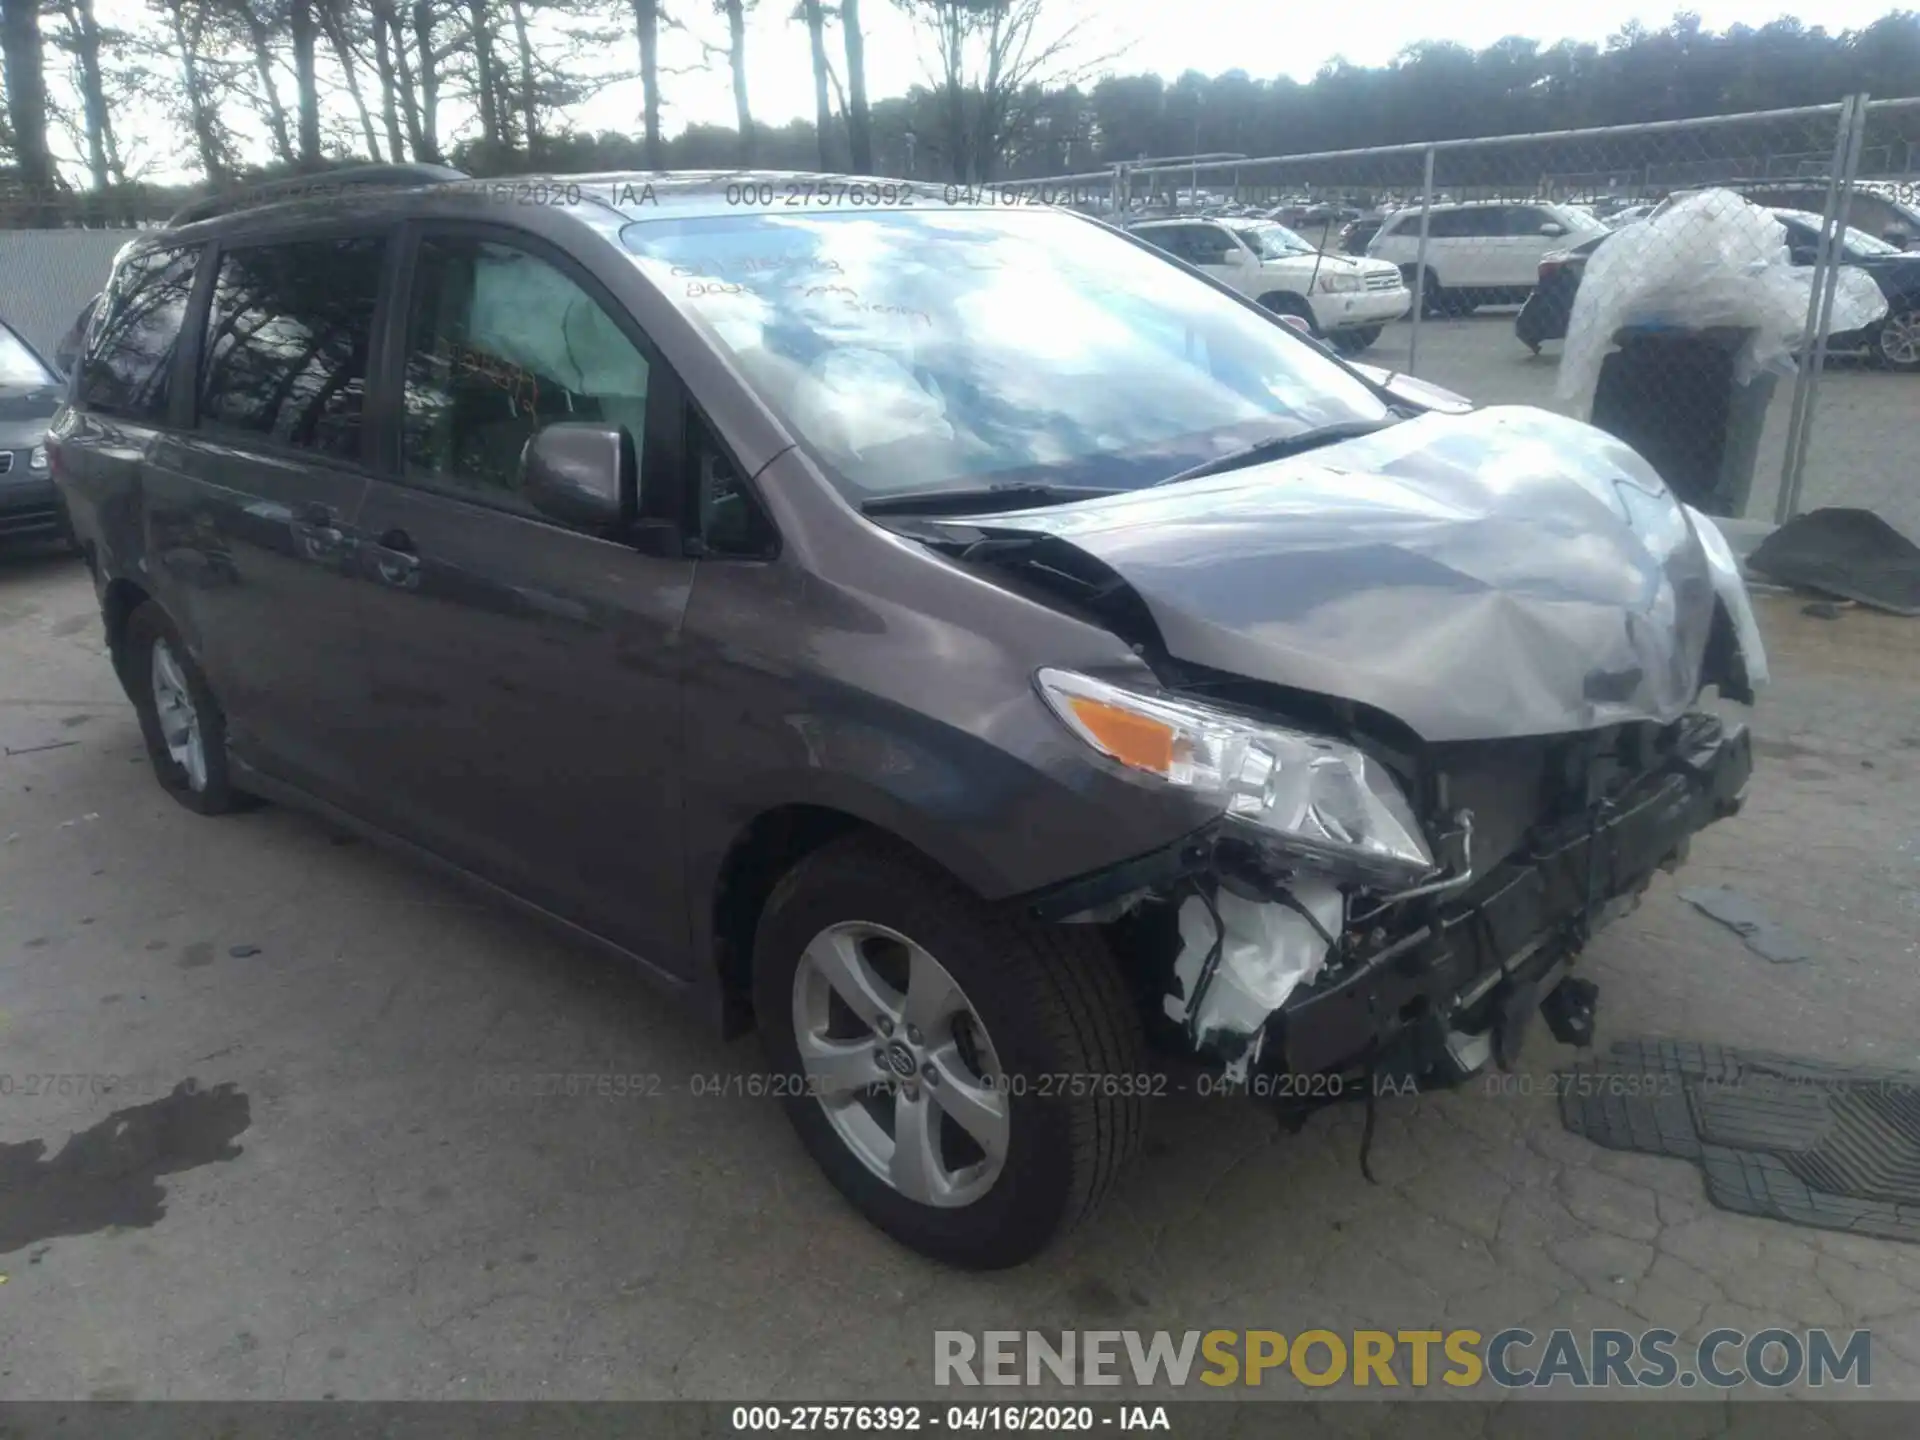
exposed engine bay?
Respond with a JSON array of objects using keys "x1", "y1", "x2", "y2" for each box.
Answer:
[{"x1": 1031, "y1": 706, "x2": 1750, "y2": 1102}]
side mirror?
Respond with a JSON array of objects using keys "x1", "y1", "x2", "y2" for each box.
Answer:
[
  {"x1": 522, "y1": 422, "x2": 635, "y2": 532},
  {"x1": 1219, "y1": 248, "x2": 1250, "y2": 266},
  {"x1": 1540, "y1": 222, "x2": 1567, "y2": 237}
]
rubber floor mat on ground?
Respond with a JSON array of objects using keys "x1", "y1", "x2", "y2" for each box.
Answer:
[
  {"x1": 1560, "y1": 1038, "x2": 1920, "y2": 1242},
  {"x1": 1746, "y1": 507, "x2": 1920, "y2": 616}
]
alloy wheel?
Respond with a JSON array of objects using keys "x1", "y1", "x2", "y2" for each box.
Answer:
[
  {"x1": 790, "y1": 921, "x2": 1010, "y2": 1209},
  {"x1": 150, "y1": 637, "x2": 208, "y2": 793},
  {"x1": 1878, "y1": 309, "x2": 1920, "y2": 368}
]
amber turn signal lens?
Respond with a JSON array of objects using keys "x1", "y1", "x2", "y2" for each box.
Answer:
[{"x1": 1064, "y1": 695, "x2": 1175, "y2": 775}]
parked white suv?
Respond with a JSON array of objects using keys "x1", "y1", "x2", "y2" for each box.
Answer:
[
  {"x1": 1129, "y1": 217, "x2": 1410, "y2": 353},
  {"x1": 1367, "y1": 200, "x2": 1610, "y2": 315}
]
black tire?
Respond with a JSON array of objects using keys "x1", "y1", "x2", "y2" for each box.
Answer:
[
  {"x1": 1258, "y1": 291, "x2": 1318, "y2": 332},
  {"x1": 753, "y1": 835, "x2": 1145, "y2": 1268},
  {"x1": 1403, "y1": 266, "x2": 1447, "y2": 318},
  {"x1": 1872, "y1": 308, "x2": 1920, "y2": 373},
  {"x1": 1330, "y1": 325, "x2": 1383, "y2": 355},
  {"x1": 124, "y1": 601, "x2": 247, "y2": 815}
]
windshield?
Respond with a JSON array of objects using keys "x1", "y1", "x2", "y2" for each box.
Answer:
[
  {"x1": 0, "y1": 322, "x2": 56, "y2": 388},
  {"x1": 619, "y1": 209, "x2": 1388, "y2": 504},
  {"x1": 1227, "y1": 221, "x2": 1315, "y2": 259}
]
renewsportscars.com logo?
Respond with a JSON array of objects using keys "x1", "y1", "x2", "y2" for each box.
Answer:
[{"x1": 934, "y1": 1328, "x2": 1872, "y2": 1390}]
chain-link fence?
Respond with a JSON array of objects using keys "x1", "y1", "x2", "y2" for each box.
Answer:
[
  {"x1": 7, "y1": 101, "x2": 1917, "y2": 534},
  {"x1": 1032, "y1": 96, "x2": 1920, "y2": 539}
]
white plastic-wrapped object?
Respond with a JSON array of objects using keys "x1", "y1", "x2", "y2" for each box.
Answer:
[{"x1": 1557, "y1": 189, "x2": 1889, "y2": 409}]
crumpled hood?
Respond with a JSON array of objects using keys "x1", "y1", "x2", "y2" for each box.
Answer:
[{"x1": 969, "y1": 405, "x2": 1722, "y2": 743}]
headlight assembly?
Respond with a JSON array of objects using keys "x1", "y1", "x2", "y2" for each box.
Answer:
[
  {"x1": 1035, "y1": 668, "x2": 1434, "y2": 884},
  {"x1": 29, "y1": 444, "x2": 49, "y2": 471},
  {"x1": 1317, "y1": 272, "x2": 1365, "y2": 293}
]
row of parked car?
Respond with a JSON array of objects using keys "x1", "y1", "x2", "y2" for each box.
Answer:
[
  {"x1": 1127, "y1": 180, "x2": 1920, "y2": 371},
  {"x1": 1512, "y1": 204, "x2": 1920, "y2": 370}
]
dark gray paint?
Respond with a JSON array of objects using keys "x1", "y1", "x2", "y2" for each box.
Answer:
[
  {"x1": 521, "y1": 423, "x2": 635, "y2": 531},
  {"x1": 953, "y1": 405, "x2": 1725, "y2": 743},
  {"x1": 51, "y1": 171, "x2": 1764, "y2": 1024}
]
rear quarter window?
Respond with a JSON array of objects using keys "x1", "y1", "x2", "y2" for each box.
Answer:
[{"x1": 76, "y1": 246, "x2": 201, "y2": 422}]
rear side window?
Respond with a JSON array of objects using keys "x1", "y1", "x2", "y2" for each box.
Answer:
[
  {"x1": 1505, "y1": 207, "x2": 1559, "y2": 236},
  {"x1": 77, "y1": 246, "x2": 200, "y2": 422},
  {"x1": 1415, "y1": 209, "x2": 1472, "y2": 238},
  {"x1": 198, "y1": 236, "x2": 386, "y2": 460}
]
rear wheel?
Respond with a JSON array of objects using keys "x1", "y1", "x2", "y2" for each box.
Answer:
[
  {"x1": 125, "y1": 602, "x2": 247, "y2": 816},
  {"x1": 753, "y1": 836, "x2": 1144, "y2": 1268},
  {"x1": 1873, "y1": 307, "x2": 1920, "y2": 372},
  {"x1": 1330, "y1": 325, "x2": 1383, "y2": 355}
]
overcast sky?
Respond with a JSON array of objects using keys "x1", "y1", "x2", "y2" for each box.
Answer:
[
  {"x1": 80, "y1": 0, "x2": 1905, "y2": 180},
  {"x1": 617, "y1": 1, "x2": 1905, "y2": 135}
]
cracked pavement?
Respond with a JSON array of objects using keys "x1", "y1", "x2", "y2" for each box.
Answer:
[{"x1": 2, "y1": 551, "x2": 1919, "y2": 1409}]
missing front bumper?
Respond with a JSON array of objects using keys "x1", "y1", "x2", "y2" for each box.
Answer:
[{"x1": 1270, "y1": 714, "x2": 1751, "y2": 1086}]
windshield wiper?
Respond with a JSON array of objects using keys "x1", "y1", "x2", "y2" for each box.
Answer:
[
  {"x1": 861, "y1": 482, "x2": 1122, "y2": 517},
  {"x1": 1153, "y1": 417, "x2": 1401, "y2": 487}
]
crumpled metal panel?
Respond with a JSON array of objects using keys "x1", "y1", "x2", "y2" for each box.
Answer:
[{"x1": 973, "y1": 406, "x2": 1726, "y2": 743}]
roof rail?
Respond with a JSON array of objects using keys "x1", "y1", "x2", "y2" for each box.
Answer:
[{"x1": 167, "y1": 163, "x2": 469, "y2": 228}]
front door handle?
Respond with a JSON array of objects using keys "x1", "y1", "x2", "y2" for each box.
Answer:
[{"x1": 373, "y1": 527, "x2": 421, "y2": 589}]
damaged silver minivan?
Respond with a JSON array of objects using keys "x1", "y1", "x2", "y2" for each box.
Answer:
[{"x1": 57, "y1": 171, "x2": 1763, "y2": 1270}]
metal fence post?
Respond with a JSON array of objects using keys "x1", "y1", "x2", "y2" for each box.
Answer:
[
  {"x1": 1407, "y1": 144, "x2": 1436, "y2": 375},
  {"x1": 1775, "y1": 97, "x2": 1855, "y2": 523},
  {"x1": 1776, "y1": 94, "x2": 1870, "y2": 524}
]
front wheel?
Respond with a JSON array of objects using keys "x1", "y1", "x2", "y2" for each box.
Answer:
[
  {"x1": 1258, "y1": 292, "x2": 1318, "y2": 332},
  {"x1": 1873, "y1": 307, "x2": 1920, "y2": 372},
  {"x1": 753, "y1": 836, "x2": 1144, "y2": 1268},
  {"x1": 1330, "y1": 325, "x2": 1383, "y2": 355}
]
